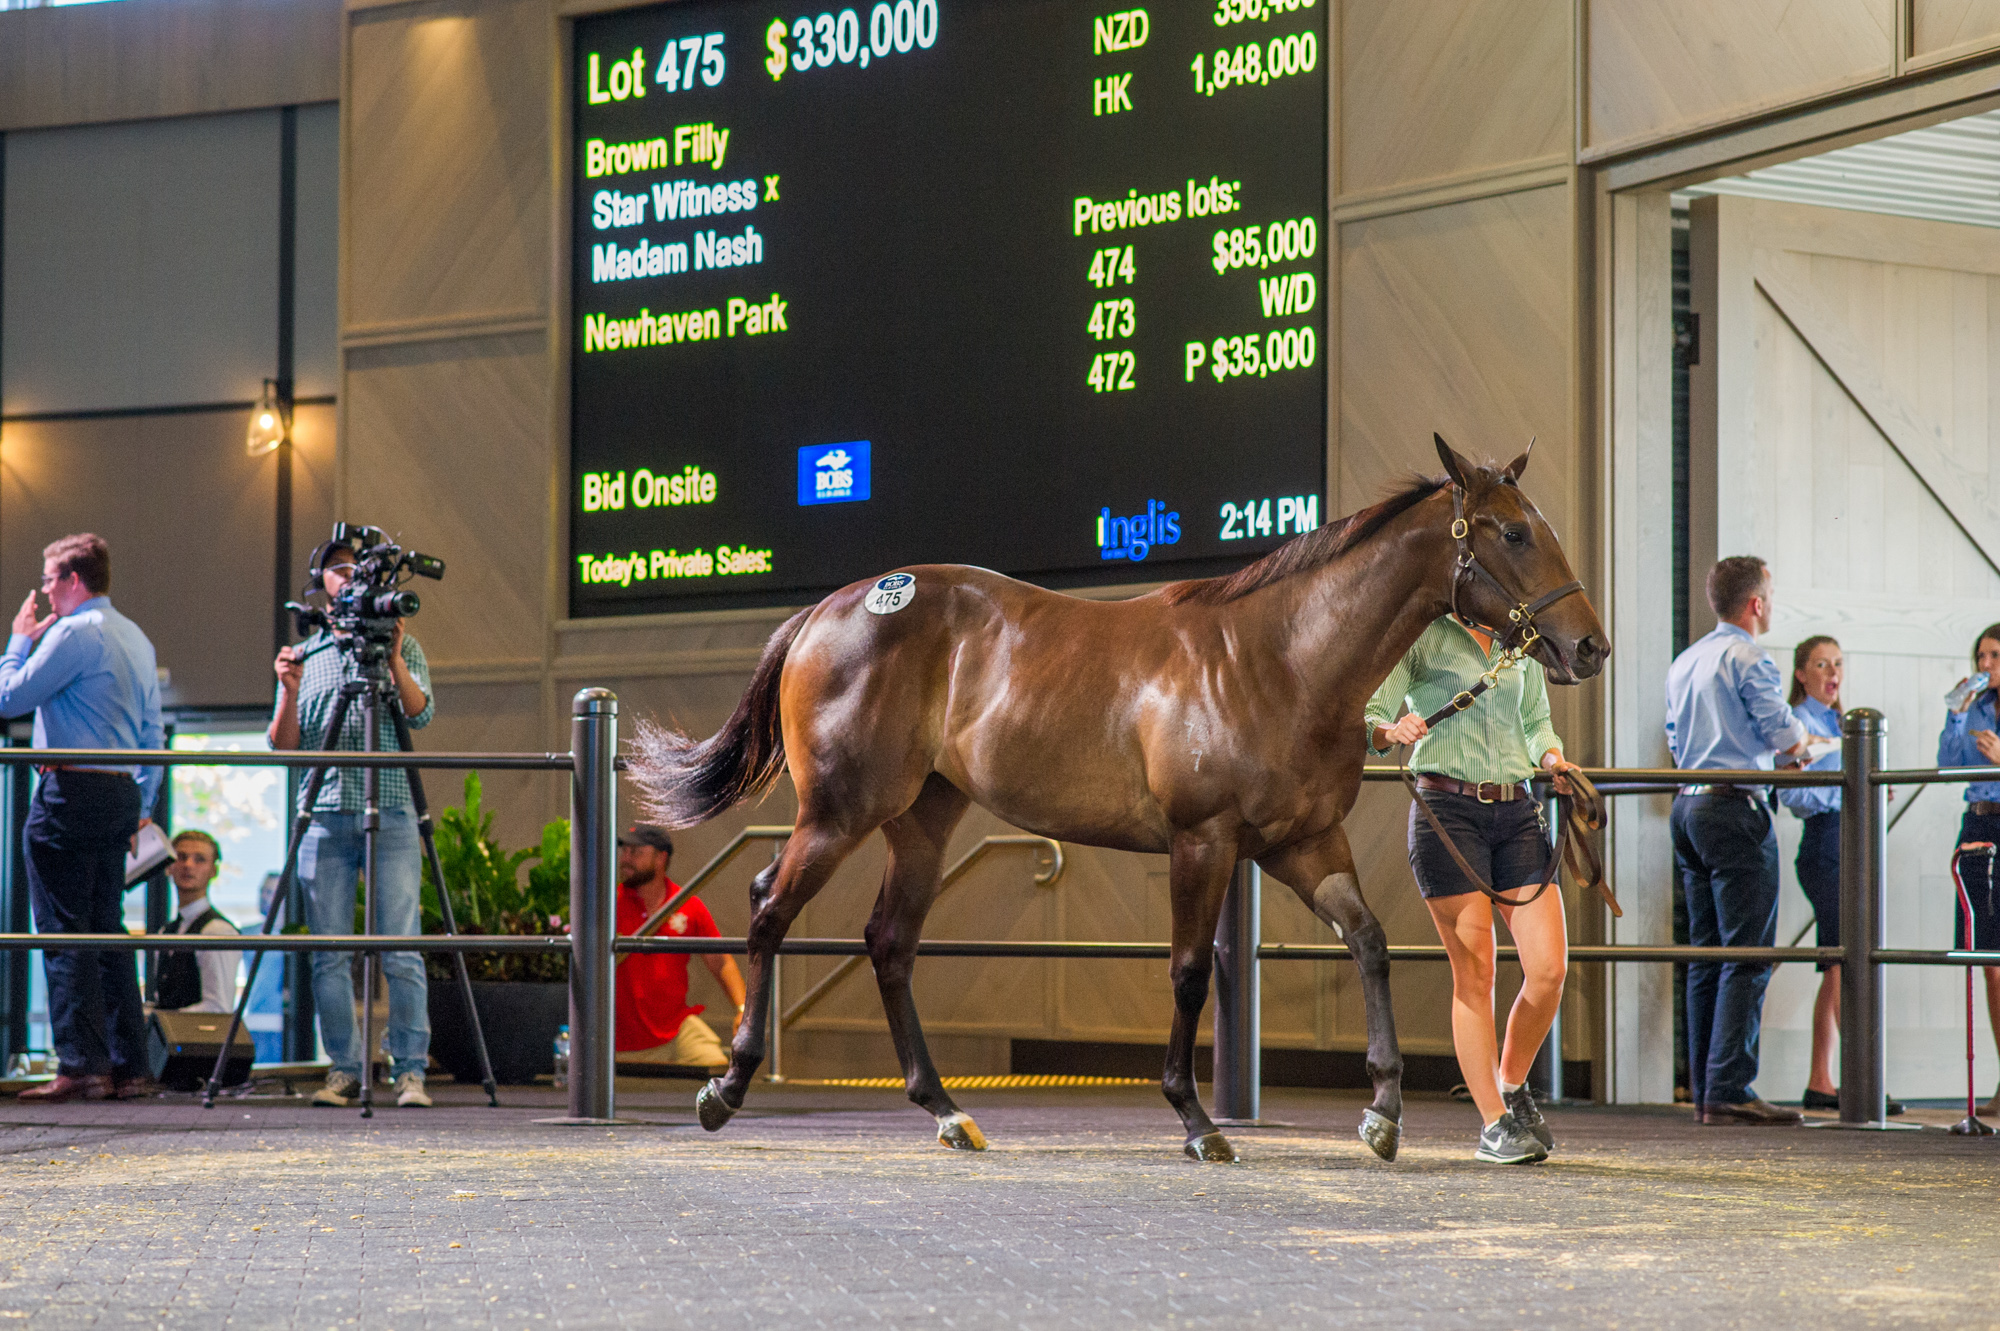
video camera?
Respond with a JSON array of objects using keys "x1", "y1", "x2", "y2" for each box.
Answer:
[{"x1": 287, "y1": 522, "x2": 445, "y2": 666}]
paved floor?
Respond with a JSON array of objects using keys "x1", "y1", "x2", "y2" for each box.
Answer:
[{"x1": 0, "y1": 1077, "x2": 1995, "y2": 1329}]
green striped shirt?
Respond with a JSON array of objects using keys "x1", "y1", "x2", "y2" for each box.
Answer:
[
  {"x1": 282, "y1": 631, "x2": 434, "y2": 813},
  {"x1": 1364, "y1": 616, "x2": 1563, "y2": 785}
]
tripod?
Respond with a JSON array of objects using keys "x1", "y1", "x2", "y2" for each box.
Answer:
[{"x1": 201, "y1": 643, "x2": 499, "y2": 1116}]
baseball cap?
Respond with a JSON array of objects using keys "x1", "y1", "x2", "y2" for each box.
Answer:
[{"x1": 617, "y1": 823, "x2": 675, "y2": 853}]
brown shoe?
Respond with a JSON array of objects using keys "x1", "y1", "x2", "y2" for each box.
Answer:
[
  {"x1": 1701, "y1": 1097, "x2": 1804, "y2": 1125},
  {"x1": 17, "y1": 1073, "x2": 114, "y2": 1103},
  {"x1": 112, "y1": 1075, "x2": 161, "y2": 1101}
]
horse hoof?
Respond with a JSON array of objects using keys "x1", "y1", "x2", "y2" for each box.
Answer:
[
  {"x1": 936, "y1": 1111, "x2": 987, "y2": 1151},
  {"x1": 1359, "y1": 1108, "x2": 1401, "y2": 1162},
  {"x1": 1183, "y1": 1130, "x2": 1239, "y2": 1163},
  {"x1": 696, "y1": 1079, "x2": 736, "y2": 1133}
]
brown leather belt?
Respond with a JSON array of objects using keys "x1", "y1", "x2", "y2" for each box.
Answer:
[
  {"x1": 1971, "y1": 801, "x2": 2000, "y2": 817},
  {"x1": 1415, "y1": 773, "x2": 1532, "y2": 803}
]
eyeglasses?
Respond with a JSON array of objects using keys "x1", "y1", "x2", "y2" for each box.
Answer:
[{"x1": 38, "y1": 572, "x2": 65, "y2": 588}]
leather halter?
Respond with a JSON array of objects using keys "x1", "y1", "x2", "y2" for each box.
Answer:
[{"x1": 1448, "y1": 483, "x2": 1587, "y2": 658}]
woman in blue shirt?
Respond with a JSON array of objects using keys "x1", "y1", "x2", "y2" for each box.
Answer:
[
  {"x1": 1938, "y1": 622, "x2": 2000, "y2": 1116},
  {"x1": 1781, "y1": 636, "x2": 1844, "y2": 1110}
]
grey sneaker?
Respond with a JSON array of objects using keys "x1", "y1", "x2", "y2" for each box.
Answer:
[
  {"x1": 1475, "y1": 1111, "x2": 1549, "y2": 1164},
  {"x1": 393, "y1": 1071, "x2": 432, "y2": 1108},
  {"x1": 311, "y1": 1070, "x2": 360, "y2": 1107},
  {"x1": 1502, "y1": 1083, "x2": 1554, "y2": 1151}
]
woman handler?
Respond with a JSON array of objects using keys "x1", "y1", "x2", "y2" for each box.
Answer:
[
  {"x1": 1367, "y1": 614, "x2": 1583, "y2": 1164},
  {"x1": 1938, "y1": 623, "x2": 2000, "y2": 1117}
]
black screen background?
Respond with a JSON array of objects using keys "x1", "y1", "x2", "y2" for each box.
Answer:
[{"x1": 571, "y1": 0, "x2": 1328, "y2": 615}]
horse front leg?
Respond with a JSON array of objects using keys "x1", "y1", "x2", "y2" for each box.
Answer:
[
  {"x1": 1162, "y1": 829, "x2": 1241, "y2": 1163},
  {"x1": 1261, "y1": 825, "x2": 1404, "y2": 1161}
]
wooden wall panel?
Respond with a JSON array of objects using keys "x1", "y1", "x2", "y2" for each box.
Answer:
[
  {"x1": 0, "y1": 403, "x2": 334, "y2": 710},
  {"x1": 342, "y1": 333, "x2": 550, "y2": 667},
  {"x1": 0, "y1": 0, "x2": 339, "y2": 133},
  {"x1": 345, "y1": 0, "x2": 552, "y2": 330},
  {"x1": 1339, "y1": 185, "x2": 1576, "y2": 541},
  {"x1": 1585, "y1": 0, "x2": 1895, "y2": 155},
  {"x1": 1339, "y1": 0, "x2": 1570, "y2": 198},
  {"x1": 1913, "y1": 0, "x2": 2000, "y2": 62}
]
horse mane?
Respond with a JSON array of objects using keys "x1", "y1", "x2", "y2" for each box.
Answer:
[{"x1": 1158, "y1": 474, "x2": 1451, "y2": 607}]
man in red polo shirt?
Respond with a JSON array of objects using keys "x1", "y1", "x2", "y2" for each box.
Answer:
[{"x1": 616, "y1": 824, "x2": 746, "y2": 1071}]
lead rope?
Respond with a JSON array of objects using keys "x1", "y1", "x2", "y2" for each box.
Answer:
[{"x1": 1393, "y1": 640, "x2": 1620, "y2": 915}]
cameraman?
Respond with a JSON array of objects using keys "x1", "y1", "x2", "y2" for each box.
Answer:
[{"x1": 269, "y1": 539, "x2": 436, "y2": 1109}]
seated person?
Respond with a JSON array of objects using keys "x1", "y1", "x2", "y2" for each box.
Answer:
[
  {"x1": 615, "y1": 824, "x2": 745, "y2": 1071},
  {"x1": 152, "y1": 830, "x2": 241, "y2": 1013}
]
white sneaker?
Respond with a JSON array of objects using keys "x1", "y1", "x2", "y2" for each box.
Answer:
[
  {"x1": 393, "y1": 1071, "x2": 432, "y2": 1108},
  {"x1": 311, "y1": 1070, "x2": 360, "y2": 1107}
]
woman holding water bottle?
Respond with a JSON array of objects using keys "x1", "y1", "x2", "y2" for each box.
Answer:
[
  {"x1": 1938, "y1": 623, "x2": 2000, "y2": 1115},
  {"x1": 1782, "y1": 637, "x2": 1850, "y2": 1110}
]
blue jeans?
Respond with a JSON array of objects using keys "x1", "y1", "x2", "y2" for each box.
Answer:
[
  {"x1": 1672, "y1": 793, "x2": 1780, "y2": 1106},
  {"x1": 25, "y1": 771, "x2": 145, "y2": 1078},
  {"x1": 301, "y1": 811, "x2": 429, "y2": 1079}
]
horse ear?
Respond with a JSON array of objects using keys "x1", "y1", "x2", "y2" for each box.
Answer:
[
  {"x1": 1433, "y1": 433, "x2": 1472, "y2": 488},
  {"x1": 1504, "y1": 436, "x2": 1535, "y2": 482}
]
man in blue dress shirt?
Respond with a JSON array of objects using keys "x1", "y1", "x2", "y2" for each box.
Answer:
[
  {"x1": 0, "y1": 535, "x2": 163, "y2": 1102},
  {"x1": 1665, "y1": 555, "x2": 1811, "y2": 1126}
]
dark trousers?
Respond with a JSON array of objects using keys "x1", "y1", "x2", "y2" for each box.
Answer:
[
  {"x1": 24, "y1": 771, "x2": 144, "y2": 1078},
  {"x1": 1671, "y1": 793, "x2": 1780, "y2": 1106}
]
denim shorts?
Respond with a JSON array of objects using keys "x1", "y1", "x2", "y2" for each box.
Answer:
[{"x1": 1407, "y1": 787, "x2": 1551, "y2": 900}]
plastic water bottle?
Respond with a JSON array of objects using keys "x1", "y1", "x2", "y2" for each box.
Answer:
[
  {"x1": 1947, "y1": 672, "x2": 1991, "y2": 713},
  {"x1": 552, "y1": 1025, "x2": 570, "y2": 1089}
]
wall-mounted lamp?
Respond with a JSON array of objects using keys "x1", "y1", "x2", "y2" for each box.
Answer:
[{"x1": 245, "y1": 379, "x2": 289, "y2": 456}]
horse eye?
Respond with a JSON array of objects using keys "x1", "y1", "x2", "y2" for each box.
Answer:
[{"x1": 1503, "y1": 526, "x2": 1529, "y2": 547}]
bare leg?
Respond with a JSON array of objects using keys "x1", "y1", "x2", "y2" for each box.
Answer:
[
  {"x1": 1494, "y1": 886, "x2": 1567, "y2": 1088},
  {"x1": 698, "y1": 822, "x2": 870, "y2": 1131},
  {"x1": 1260, "y1": 824, "x2": 1404, "y2": 1161},
  {"x1": 1161, "y1": 829, "x2": 1240, "y2": 1163},
  {"x1": 865, "y1": 775, "x2": 983, "y2": 1149},
  {"x1": 1807, "y1": 965, "x2": 1840, "y2": 1095},
  {"x1": 1426, "y1": 892, "x2": 1503, "y2": 1124}
]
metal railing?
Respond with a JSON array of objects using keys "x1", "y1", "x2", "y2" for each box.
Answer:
[{"x1": 1, "y1": 701, "x2": 1992, "y2": 1129}]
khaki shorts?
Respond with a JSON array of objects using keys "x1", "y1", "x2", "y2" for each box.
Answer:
[{"x1": 620, "y1": 1014, "x2": 728, "y2": 1069}]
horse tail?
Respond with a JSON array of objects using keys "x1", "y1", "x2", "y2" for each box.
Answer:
[{"x1": 628, "y1": 606, "x2": 812, "y2": 828}]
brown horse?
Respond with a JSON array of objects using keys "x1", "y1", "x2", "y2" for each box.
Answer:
[{"x1": 629, "y1": 435, "x2": 1606, "y2": 1163}]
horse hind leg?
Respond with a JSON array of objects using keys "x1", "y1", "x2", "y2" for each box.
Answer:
[
  {"x1": 1162, "y1": 832, "x2": 1242, "y2": 1164},
  {"x1": 697, "y1": 822, "x2": 868, "y2": 1132},
  {"x1": 866, "y1": 775, "x2": 983, "y2": 1150}
]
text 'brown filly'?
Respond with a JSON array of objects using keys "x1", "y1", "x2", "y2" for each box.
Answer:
[{"x1": 628, "y1": 435, "x2": 1606, "y2": 1163}]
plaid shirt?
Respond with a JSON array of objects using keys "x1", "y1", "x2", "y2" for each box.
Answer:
[{"x1": 283, "y1": 631, "x2": 435, "y2": 813}]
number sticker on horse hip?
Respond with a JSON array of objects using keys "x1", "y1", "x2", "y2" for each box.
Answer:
[{"x1": 865, "y1": 573, "x2": 916, "y2": 615}]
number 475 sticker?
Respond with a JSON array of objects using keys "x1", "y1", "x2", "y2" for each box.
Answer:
[{"x1": 865, "y1": 572, "x2": 916, "y2": 615}]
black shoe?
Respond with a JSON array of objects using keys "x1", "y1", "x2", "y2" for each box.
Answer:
[
  {"x1": 1701, "y1": 1097, "x2": 1803, "y2": 1126},
  {"x1": 1502, "y1": 1084, "x2": 1553, "y2": 1152},
  {"x1": 1475, "y1": 1112, "x2": 1548, "y2": 1164},
  {"x1": 1801, "y1": 1087, "x2": 1905, "y2": 1115}
]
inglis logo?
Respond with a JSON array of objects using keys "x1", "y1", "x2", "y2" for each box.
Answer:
[
  {"x1": 1097, "y1": 500, "x2": 1180, "y2": 562},
  {"x1": 798, "y1": 441, "x2": 871, "y2": 505}
]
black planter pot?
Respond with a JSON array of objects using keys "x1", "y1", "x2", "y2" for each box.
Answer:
[{"x1": 427, "y1": 977, "x2": 568, "y2": 1085}]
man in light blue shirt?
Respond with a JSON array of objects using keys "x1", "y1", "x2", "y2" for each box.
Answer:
[
  {"x1": 1664, "y1": 555, "x2": 1809, "y2": 1127},
  {"x1": 0, "y1": 534, "x2": 163, "y2": 1102}
]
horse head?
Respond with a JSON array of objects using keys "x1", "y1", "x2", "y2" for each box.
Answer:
[{"x1": 1433, "y1": 432, "x2": 1607, "y2": 684}]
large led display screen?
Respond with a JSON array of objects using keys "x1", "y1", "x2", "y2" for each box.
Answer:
[{"x1": 571, "y1": 0, "x2": 1327, "y2": 615}]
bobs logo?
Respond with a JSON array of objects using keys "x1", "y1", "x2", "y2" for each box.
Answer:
[
  {"x1": 798, "y1": 441, "x2": 871, "y2": 505},
  {"x1": 1097, "y1": 500, "x2": 1180, "y2": 562}
]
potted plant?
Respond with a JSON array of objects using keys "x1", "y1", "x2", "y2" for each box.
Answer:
[{"x1": 421, "y1": 773, "x2": 571, "y2": 1084}]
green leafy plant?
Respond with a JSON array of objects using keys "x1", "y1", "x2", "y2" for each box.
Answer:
[{"x1": 420, "y1": 772, "x2": 570, "y2": 982}]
